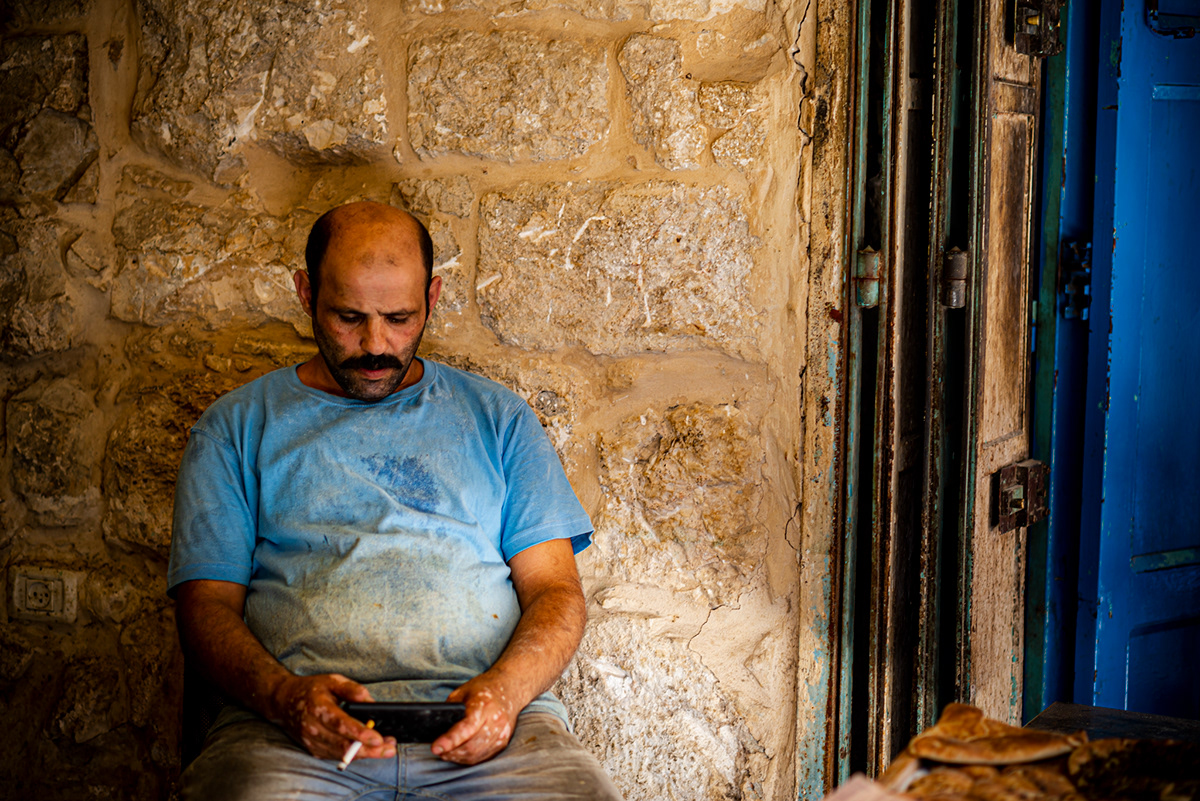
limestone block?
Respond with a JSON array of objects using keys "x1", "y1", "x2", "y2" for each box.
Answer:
[
  {"x1": 118, "y1": 164, "x2": 193, "y2": 198},
  {"x1": 619, "y1": 34, "x2": 705, "y2": 170},
  {"x1": 109, "y1": 190, "x2": 313, "y2": 332},
  {"x1": 62, "y1": 159, "x2": 99, "y2": 204},
  {"x1": 1, "y1": 0, "x2": 92, "y2": 27},
  {"x1": 53, "y1": 656, "x2": 129, "y2": 743},
  {"x1": 392, "y1": 176, "x2": 473, "y2": 219},
  {"x1": 66, "y1": 230, "x2": 115, "y2": 291},
  {"x1": 428, "y1": 218, "x2": 462, "y2": 274},
  {"x1": 229, "y1": 332, "x2": 316, "y2": 367},
  {"x1": 120, "y1": 609, "x2": 182, "y2": 731},
  {"x1": 400, "y1": 0, "x2": 633, "y2": 18},
  {"x1": 0, "y1": 215, "x2": 81, "y2": 357},
  {"x1": 420, "y1": 346, "x2": 589, "y2": 473},
  {"x1": 558, "y1": 614, "x2": 763, "y2": 801},
  {"x1": 700, "y1": 81, "x2": 766, "y2": 171},
  {"x1": 478, "y1": 181, "x2": 758, "y2": 357},
  {"x1": 593, "y1": 403, "x2": 763, "y2": 604},
  {"x1": 8, "y1": 377, "x2": 101, "y2": 527},
  {"x1": 0, "y1": 150, "x2": 20, "y2": 205},
  {"x1": 83, "y1": 571, "x2": 156, "y2": 625},
  {"x1": 408, "y1": 31, "x2": 608, "y2": 163},
  {"x1": 15, "y1": 108, "x2": 99, "y2": 201},
  {"x1": 103, "y1": 351, "x2": 283, "y2": 553},
  {"x1": 0, "y1": 34, "x2": 97, "y2": 204},
  {"x1": 391, "y1": 178, "x2": 471, "y2": 330},
  {"x1": 134, "y1": 0, "x2": 387, "y2": 179},
  {"x1": 0, "y1": 627, "x2": 35, "y2": 684},
  {"x1": 0, "y1": 216, "x2": 19, "y2": 288},
  {"x1": 686, "y1": 582, "x2": 796, "y2": 750},
  {"x1": 425, "y1": 217, "x2": 467, "y2": 331},
  {"x1": 0, "y1": 34, "x2": 89, "y2": 152},
  {"x1": 101, "y1": 392, "x2": 198, "y2": 554},
  {"x1": 647, "y1": 0, "x2": 766, "y2": 20}
]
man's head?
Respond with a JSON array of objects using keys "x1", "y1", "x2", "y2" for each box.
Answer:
[
  {"x1": 294, "y1": 202, "x2": 442, "y2": 402},
  {"x1": 305, "y1": 203, "x2": 435, "y2": 311}
]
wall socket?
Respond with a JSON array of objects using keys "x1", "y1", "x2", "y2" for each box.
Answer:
[{"x1": 10, "y1": 567, "x2": 83, "y2": 623}]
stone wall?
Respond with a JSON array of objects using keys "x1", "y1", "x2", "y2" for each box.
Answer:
[{"x1": 0, "y1": 0, "x2": 816, "y2": 798}]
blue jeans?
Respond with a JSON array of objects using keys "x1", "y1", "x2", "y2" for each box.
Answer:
[{"x1": 181, "y1": 709, "x2": 623, "y2": 800}]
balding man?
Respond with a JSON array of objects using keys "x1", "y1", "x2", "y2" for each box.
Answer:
[{"x1": 169, "y1": 202, "x2": 622, "y2": 800}]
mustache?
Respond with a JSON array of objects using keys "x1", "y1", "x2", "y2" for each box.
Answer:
[{"x1": 340, "y1": 354, "x2": 404, "y2": 371}]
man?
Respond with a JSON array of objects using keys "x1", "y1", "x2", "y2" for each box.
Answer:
[{"x1": 169, "y1": 201, "x2": 622, "y2": 799}]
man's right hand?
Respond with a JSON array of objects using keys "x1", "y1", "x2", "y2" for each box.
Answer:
[
  {"x1": 176, "y1": 580, "x2": 397, "y2": 763},
  {"x1": 266, "y1": 672, "x2": 397, "y2": 761}
]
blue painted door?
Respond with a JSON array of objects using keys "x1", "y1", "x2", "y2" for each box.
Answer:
[{"x1": 1077, "y1": 0, "x2": 1200, "y2": 718}]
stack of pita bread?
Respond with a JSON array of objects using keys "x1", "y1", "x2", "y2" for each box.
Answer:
[{"x1": 877, "y1": 704, "x2": 1198, "y2": 801}]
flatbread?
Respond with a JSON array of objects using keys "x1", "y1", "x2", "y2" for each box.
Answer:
[
  {"x1": 1002, "y1": 763, "x2": 1075, "y2": 797},
  {"x1": 965, "y1": 777, "x2": 1032, "y2": 801},
  {"x1": 909, "y1": 768, "x2": 977, "y2": 797},
  {"x1": 907, "y1": 704, "x2": 1087, "y2": 766},
  {"x1": 878, "y1": 750, "x2": 923, "y2": 792},
  {"x1": 996, "y1": 770, "x2": 1045, "y2": 798},
  {"x1": 909, "y1": 731, "x2": 1086, "y2": 766}
]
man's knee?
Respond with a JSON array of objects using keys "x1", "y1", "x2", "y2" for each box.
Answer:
[
  {"x1": 501, "y1": 714, "x2": 623, "y2": 801},
  {"x1": 181, "y1": 718, "x2": 354, "y2": 801}
]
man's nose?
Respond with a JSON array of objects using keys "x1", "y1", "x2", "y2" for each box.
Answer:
[{"x1": 361, "y1": 317, "x2": 387, "y2": 354}]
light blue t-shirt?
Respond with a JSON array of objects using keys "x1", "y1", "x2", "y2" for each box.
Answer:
[{"x1": 168, "y1": 359, "x2": 592, "y2": 721}]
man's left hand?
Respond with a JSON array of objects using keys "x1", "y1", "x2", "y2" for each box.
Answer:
[
  {"x1": 430, "y1": 539, "x2": 587, "y2": 765},
  {"x1": 431, "y1": 673, "x2": 519, "y2": 764}
]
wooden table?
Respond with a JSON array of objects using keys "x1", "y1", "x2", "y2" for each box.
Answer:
[{"x1": 1025, "y1": 702, "x2": 1200, "y2": 744}]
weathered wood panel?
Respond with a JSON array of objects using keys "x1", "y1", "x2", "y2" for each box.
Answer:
[{"x1": 966, "y1": 0, "x2": 1041, "y2": 726}]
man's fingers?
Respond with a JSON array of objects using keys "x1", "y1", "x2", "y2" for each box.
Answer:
[
  {"x1": 438, "y1": 729, "x2": 506, "y2": 765},
  {"x1": 320, "y1": 701, "x2": 384, "y2": 747},
  {"x1": 431, "y1": 697, "x2": 515, "y2": 764},
  {"x1": 276, "y1": 674, "x2": 388, "y2": 759},
  {"x1": 328, "y1": 674, "x2": 375, "y2": 703},
  {"x1": 431, "y1": 713, "x2": 481, "y2": 756},
  {"x1": 353, "y1": 737, "x2": 397, "y2": 761},
  {"x1": 312, "y1": 675, "x2": 384, "y2": 745}
]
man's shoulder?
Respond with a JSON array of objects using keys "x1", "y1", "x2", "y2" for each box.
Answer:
[
  {"x1": 426, "y1": 359, "x2": 526, "y2": 411},
  {"x1": 193, "y1": 365, "x2": 297, "y2": 429}
]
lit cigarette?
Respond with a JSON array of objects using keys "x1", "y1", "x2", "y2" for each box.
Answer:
[{"x1": 337, "y1": 719, "x2": 375, "y2": 771}]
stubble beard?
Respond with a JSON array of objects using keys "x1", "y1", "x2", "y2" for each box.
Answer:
[{"x1": 311, "y1": 316, "x2": 427, "y2": 402}]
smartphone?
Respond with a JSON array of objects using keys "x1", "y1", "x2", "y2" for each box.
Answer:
[{"x1": 340, "y1": 701, "x2": 466, "y2": 743}]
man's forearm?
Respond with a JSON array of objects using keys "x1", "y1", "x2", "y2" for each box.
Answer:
[
  {"x1": 486, "y1": 580, "x2": 587, "y2": 710},
  {"x1": 175, "y1": 579, "x2": 392, "y2": 760},
  {"x1": 175, "y1": 580, "x2": 294, "y2": 720}
]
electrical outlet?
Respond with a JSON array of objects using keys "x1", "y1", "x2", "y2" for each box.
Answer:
[{"x1": 10, "y1": 567, "x2": 83, "y2": 623}]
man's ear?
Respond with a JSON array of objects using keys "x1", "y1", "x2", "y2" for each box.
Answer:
[
  {"x1": 294, "y1": 270, "x2": 314, "y2": 318},
  {"x1": 426, "y1": 274, "x2": 443, "y2": 317}
]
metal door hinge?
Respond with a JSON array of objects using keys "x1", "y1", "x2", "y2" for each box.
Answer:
[
  {"x1": 995, "y1": 459, "x2": 1049, "y2": 532},
  {"x1": 941, "y1": 247, "x2": 969, "y2": 308},
  {"x1": 855, "y1": 247, "x2": 881, "y2": 308},
  {"x1": 1061, "y1": 240, "x2": 1092, "y2": 320},
  {"x1": 1006, "y1": 0, "x2": 1066, "y2": 58}
]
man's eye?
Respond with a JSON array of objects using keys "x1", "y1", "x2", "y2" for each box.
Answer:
[
  {"x1": 386, "y1": 315, "x2": 411, "y2": 325},
  {"x1": 339, "y1": 314, "x2": 363, "y2": 324}
]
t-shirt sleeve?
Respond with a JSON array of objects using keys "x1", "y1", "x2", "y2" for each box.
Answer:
[
  {"x1": 498, "y1": 402, "x2": 593, "y2": 562},
  {"x1": 167, "y1": 427, "x2": 258, "y2": 596}
]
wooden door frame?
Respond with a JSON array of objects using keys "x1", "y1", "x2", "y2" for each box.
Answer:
[{"x1": 798, "y1": 0, "x2": 1048, "y2": 791}]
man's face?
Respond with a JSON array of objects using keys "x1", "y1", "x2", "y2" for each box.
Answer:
[{"x1": 300, "y1": 224, "x2": 440, "y2": 402}]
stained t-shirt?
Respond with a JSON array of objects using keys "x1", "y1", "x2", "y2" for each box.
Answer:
[{"x1": 167, "y1": 359, "x2": 592, "y2": 721}]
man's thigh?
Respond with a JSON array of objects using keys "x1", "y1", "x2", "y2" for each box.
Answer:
[
  {"x1": 181, "y1": 711, "x2": 621, "y2": 801},
  {"x1": 403, "y1": 712, "x2": 622, "y2": 801},
  {"x1": 180, "y1": 715, "x2": 395, "y2": 801}
]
